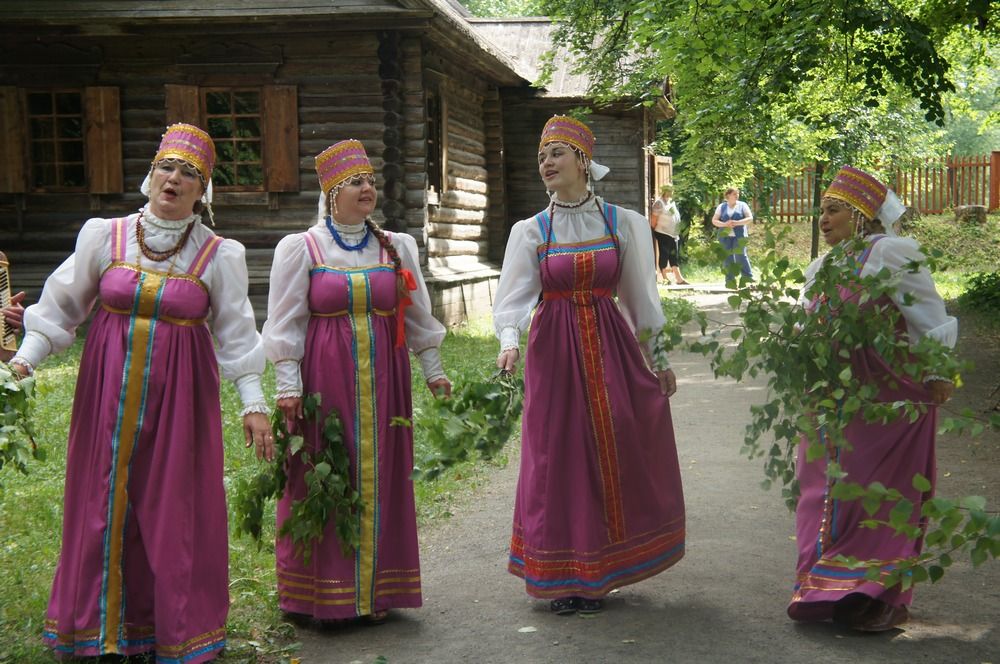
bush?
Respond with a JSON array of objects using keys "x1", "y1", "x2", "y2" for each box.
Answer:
[{"x1": 958, "y1": 271, "x2": 1000, "y2": 315}]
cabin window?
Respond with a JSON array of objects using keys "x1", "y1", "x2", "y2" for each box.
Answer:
[
  {"x1": 0, "y1": 86, "x2": 123, "y2": 195},
  {"x1": 426, "y1": 90, "x2": 449, "y2": 195},
  {"x1": 204, "y1": 89, "x2": 264, "y2": 191},
  {"x1": 27, "y1": 90, "x2": 86, "y2": 191},
  {"x1": 165, "y1": 84, "x2": 299, "y2": 196}
]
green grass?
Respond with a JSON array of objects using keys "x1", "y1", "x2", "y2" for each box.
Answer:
[{"x1": 0, "y1": 321, "x2": 505, "y2": 664}]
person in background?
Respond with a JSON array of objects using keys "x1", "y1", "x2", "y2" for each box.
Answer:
[
  {"x1": 493, "y1": 115, "x2": 686, "y2": 616},
  {"x1": 650, "y1": 184, "x2": 689, "y2": 285},
  {"x1": 711, "y1": 186, "x2": 753, "y2": 281},
  {"x1": 263, "y1": 139, "x2": 449, "y2": 625},
  {"x1": 9, "y1": 123, "x2": 271, "y2": 661},
  {"x1": 788, "y1": 166, "x2": 956, "y2": 632}
]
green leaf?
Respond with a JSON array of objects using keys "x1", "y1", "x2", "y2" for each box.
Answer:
[{"x1": 912, "y1": 473, "x2": 932, "y2": 492}]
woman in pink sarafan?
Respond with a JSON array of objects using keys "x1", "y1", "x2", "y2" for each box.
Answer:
[
  {"x1": 789, "y1": 165, "x2": 957, "y2": 631},
  {"x1": 262, "y1": 140, "x2": 450, "y2": 624},
  {"x1": 493, "y1": 115, "x2": 686, "y2": 615},
  {"x1": 9, "y1": 124, "x2": 272, "y2": 661}
]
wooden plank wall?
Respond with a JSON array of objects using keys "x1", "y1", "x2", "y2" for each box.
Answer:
[{"x1": 423, "y1": 46, "x2": 492, "y2": 272}]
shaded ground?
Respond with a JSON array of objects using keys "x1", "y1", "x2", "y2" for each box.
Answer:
[{"x1": 289, "y1": 293, "x2": 1000, "y2": 664}]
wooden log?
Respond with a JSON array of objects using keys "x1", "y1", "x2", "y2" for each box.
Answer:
[
  {"x1": 426, "y1": 237, "x2": 482, "y2": 257},
  {"x1": 428, "y1": 206, "x2": 486, "y2": 223},
  {"x1": 405, "y1": 189, "x2": 426, "y2": 208},
  {"x1": 445, "y1": 146, "x2": 486, "y2": 168},
  {"x1": 427, "y1": 222, "x2": 488, "y2": 240},
  {"x1": 439, "y1": 189, "x2": 487, "y2": 210},
  {"x1": 448, "y1": 175, "x2": 487, "y2": 193}
]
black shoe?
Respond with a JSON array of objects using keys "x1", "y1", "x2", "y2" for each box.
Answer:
[
  {"x1": 550, "y1": 597, "x2": 579, "y2": 615},
  {"x1": 577, "y1": 598, "x2": 603, "y2": 614}
]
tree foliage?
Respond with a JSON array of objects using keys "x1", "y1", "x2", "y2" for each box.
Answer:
[
  {"x1": 233, "y1": 394, "x2": 363, "y2": 563},
  {"x1": 0, "y1": 365, "x2": 39, "y2": 493},
  {"x1": 535, "y1": 0, "x2": 996, "y2": 197},
  {"x1": 677, "y1": 228, "x2": 1000, "y2": 589}
]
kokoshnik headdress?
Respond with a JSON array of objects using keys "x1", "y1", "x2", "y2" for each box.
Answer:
[
  {"x1": 141, "y1": 123, "x2": 218, "y2": 223},
  {"x1": 538, "y1": 115, "x2": 610, "y2": 184},
  {"x1": 315, "y1": 139, "x2": 375, "y2": 220},
  {"x1": 823, "y1": 165, "x2": 906, "y2": 236}
]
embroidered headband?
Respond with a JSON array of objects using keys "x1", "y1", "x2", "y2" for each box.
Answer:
[
  {"x1": 824, "y1": 165, "x2": 906, "y2": 231},
  {"x1": 539, "y1": 115, "x2": 595, "y2": 160},
  {"x1": 315, "y1": 139, "x2": 374, "y2": 196},
  {"x1": 823, "y1": 166, "x2": 887, "y2": 221},
  {"x1": 152, "y1": 123, "x2": 216, "y2": 181}
]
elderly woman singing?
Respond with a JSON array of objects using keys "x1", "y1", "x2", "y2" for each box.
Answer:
[{"x1": 10, "y1": 124, "x2": 271, "y2": 662}]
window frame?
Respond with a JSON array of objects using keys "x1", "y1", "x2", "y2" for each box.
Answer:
[{"x1": 25, "y1": 88, "x2": 88, "y2": 193}]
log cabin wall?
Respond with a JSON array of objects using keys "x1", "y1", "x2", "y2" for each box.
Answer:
[
  {"x1": 419, "y1": 44, "x2": 501, "y2": 324},
  {"x1": 0, "y1": 29, "x2": 393, "y2": 250}
]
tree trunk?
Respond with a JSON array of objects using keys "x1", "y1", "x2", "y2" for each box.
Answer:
[{"x1": 811, "y1": 161, "x2": 825, "y2": 259}]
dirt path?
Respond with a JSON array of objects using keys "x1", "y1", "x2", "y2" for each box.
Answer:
[{"x1": 290, "y1": 294, "x2": 1000, "y2": 664}]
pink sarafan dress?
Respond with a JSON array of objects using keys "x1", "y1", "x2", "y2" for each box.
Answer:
[
  {"x1": 43, "y1": 218, "x2": 229, "y2": 662},
  {"x1": 271, "y1": 231, "x2": 422, "y2": 619},
  {"x1": 501, "y1": 201, "x2": 686, "y2": 600},
  {"x1": 788, "y1": 235, "x2": 953, "y2": 621}
]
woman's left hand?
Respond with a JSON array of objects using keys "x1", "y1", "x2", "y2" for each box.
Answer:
[
  {"x1": 925, "y1": 379, "x2": 954, "y2": 405},
  {"x1": 243, "y1": 412, "x2": 275, "y2": 461},
  {"x1": 428, "y1": 378, "x2": 452, "y2": 398},
  {"x1": 656, "y1": 369, "x2": 677, "y2": 398},
  {"x1": 2, "y1": 291, "x2": 26, "y2": 331}
]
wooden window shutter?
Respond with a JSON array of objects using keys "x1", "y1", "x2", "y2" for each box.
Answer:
[
  {"x1": 0, "y1": 86, "x2": 26, "y2": 193},
  {"x1": 84, "y1": 86, "x2": 123, "y2": 194},
  {"x1": 261, "y1": 85, "x2": 299, "y2": 192},
  {"x1": 164, "y1": 84, "x2": 200, "y2": 125}
]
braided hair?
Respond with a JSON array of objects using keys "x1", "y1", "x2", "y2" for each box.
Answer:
[
  {"x1": 364, "y1": 218, "x2": 409, "y2": 302},
  {"x1": 323, "y1": 193, "x2": 407, "y2": 301}
]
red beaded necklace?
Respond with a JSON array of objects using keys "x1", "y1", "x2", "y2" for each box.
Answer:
[{"x1": 135, "y1": 211, "x2": 194, "y2": 262}]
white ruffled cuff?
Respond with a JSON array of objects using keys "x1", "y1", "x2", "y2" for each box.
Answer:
[
  {"x1": 234, "y1": 373, "x2": 265, "y2": 410},
  {"x1": 240, "y1": 401, "x2": 270, "y2": 417},
  {"x1": 273, "y1": 359, "x2": 302, "y2": 396},
  {"x1": 416, "y1": 347, "x2": 447, "y2": 383},
  {"x1": 13, "y1": 331, "x2": 52, "y2": 370},
  {"x1": 499, "y1": 326, "x2": 520, "y2": 353},
  {"x1": 275, "y1": 390, "x2": 303, "y2": 400}
]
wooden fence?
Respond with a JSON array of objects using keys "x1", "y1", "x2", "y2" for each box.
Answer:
[{"x1": 757, "y1": 153, "x2": 998, "y2": 220}]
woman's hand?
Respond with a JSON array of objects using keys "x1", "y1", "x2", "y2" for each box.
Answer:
[
  {"x1": 277, "y1": 396, "x2": 303, "y2": 435},
  {"x1": 925, "y1": 379, "x2": 954, "y2": 405},
  {"x1": 243, "y1": 412, "x2": 275, "y2": 462},
  {"x1": 656, "y1": 368, "x2": 677, "y2": 398},
  {"x1": 8, "y1": 359, "x2": 30, "y2": 378},
  {"x1": 428, "y1": 378, "x2": 452, "y2": 397},
  {"x1": 497, "y1": 348, "x2": 520, "y2": 373},
  {"x1": 2, "y1": 291, "x2": 26, "y2": 331}
]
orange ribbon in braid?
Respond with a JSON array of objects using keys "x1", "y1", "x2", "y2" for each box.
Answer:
[{"x1": 396, "y1": 269, "x2": 417, "y2": 348}]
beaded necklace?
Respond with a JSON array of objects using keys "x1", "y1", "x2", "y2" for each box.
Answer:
[
  {"x1": 552, "y1": 191, "x2": 593, "y2": 209},
  {"x1": 135, "y1": 211, "x2": 194, "y2": 262},
  {"x1": 325, "y1": 215, "x2": 371, "y2": 252}
]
